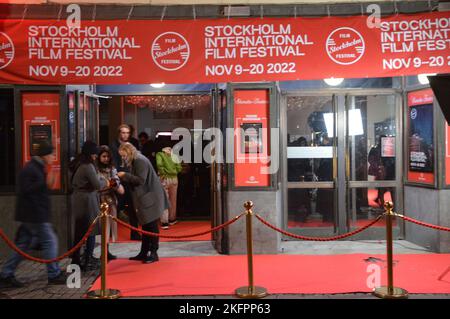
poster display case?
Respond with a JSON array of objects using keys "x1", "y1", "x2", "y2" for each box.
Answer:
[
  {"x1": 229, "y1": 86, "x2": 278, "y2": 190},
  {"x1": 22, "y1": 92, "x2": 61, "y2": 190},
  {"x1": 406, "y1": 88, "x2": 435, "y2": 186}
]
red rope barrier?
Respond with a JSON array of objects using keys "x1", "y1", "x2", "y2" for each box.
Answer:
[
  {"x1": 396, "y1": 214, "x2": 450, "y2": 232},
  {"x1": 0, "y1": 217, "x2": 99, "y2": 264},
  {"x1": 111, "y1": 213, "x2": 245, "y2": 239},
  {"x1": 254, "y1": 214, "x2": 383, "y2": 241}
]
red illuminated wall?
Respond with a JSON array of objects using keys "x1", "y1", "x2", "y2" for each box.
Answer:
[
  {"x1": 22, "y1": 92, "x2": 61, "y2": 190},
  {"x1": 234, "y1": 90, "x2": 271, "y2": 187}
]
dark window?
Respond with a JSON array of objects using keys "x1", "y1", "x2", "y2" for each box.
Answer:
[
  {"x1": 153, "y1": 109, "x2": 193, "y2": 119},
  {"x1": 0, "y1": 89, "x2": 15, "y2": 188}
]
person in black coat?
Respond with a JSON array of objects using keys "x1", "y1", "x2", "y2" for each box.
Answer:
[
  {"x1": 139, "y1": 131, "x2": 157, "y2": 169},
  {"x1": 0, "y1": 141, "x2": 66, "y2": 288}
]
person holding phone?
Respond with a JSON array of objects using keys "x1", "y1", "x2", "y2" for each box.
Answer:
[{"x1": 117, "y1": 142, "x2": 169, "y2": 264}]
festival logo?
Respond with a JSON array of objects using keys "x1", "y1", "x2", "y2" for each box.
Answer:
[
  {"x1": 0, "y1": 32, "x2": 14, "y2": 70},
  {"x1": 326, "y1": 27, "x2": 365, "y2": 65},
  {"x1": 151, "y1": 32, "x2": 190, "y2": 71}
]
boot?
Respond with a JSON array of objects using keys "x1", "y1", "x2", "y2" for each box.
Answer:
[
  {"x1": 82, "y1": 254, "x2": 100, "y2": 272},
  {"x1": 107, "y1": 244, "x2": 117, "y2": 261},
  {"x1": 142, "y1": 251, "x2": 159, "y2": 264},
  {"x1": 107, "y1": 251, "x2": 117, "y2": 261},
  {"x1": 129, "y1": 252, "x2": 146, "y2": 261}
]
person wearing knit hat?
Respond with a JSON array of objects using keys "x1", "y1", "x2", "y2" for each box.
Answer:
[
  {"x1": 0, "y1": 140, "x2": 67, "y2": 288},
  {"x1": 33, "y1": 140, "x2": 54, "y2": 157},
  {"x1": 81, "y1": 140, "x2": 99, "y2": 157}
]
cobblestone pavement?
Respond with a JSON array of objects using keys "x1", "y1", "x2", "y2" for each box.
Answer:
[{"x1": 0, "y1": 240, "x2": 449, "y2": 299}]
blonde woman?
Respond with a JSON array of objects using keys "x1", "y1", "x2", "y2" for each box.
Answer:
[{"x1": 117, "y1": 143, "x2": 169, "y2": 263}]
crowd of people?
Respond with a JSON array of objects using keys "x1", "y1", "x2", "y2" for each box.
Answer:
[{"x1": 0, "y1": 124, "x2": 183, "y2": 288}]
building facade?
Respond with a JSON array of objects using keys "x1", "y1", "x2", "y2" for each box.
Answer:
[{"x1": 0, "y1": 1, "x2": 449, "y2": 256}]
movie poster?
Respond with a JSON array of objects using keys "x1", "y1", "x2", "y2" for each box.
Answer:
[
  {"x1": 22, "y1": 92, "x2": 61, "y2": 190},
  {"x1": 409, "y1": 103, "x2": 434, "y2": 172},
  {"x1": 407, "y1": 89, "x2": 435, "y2": 185},
  {"x1": 234, "y1": 90, "x2": 270, "y2": 187},
  {"x1": 381, "y1": 136, "x2": 395, "y2": 158}
]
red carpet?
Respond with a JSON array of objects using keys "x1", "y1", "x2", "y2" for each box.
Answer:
[
  {"x1": 115, "y1": 220, "x2": 212, "y2": 243},
  {"x1": 90, "y1": 254, "x2": 450, "y2": 296}
]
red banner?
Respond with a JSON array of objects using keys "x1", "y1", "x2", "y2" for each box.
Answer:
[
  {"x1": 446, "y1": 124, "x2": 450, "y2": 186},
  {"x1": 0, "y1": 11, "x2": 450, "y2": 84},
  {"x1": 22, "y1": 92, "x2": 61, "y2": 190}
]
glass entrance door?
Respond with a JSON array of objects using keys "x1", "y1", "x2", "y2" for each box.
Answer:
[
  {"x1": 345, "y1": 94, "x2": 402, "y2": 238},
  {"x1": 283, "y1": 95, "x2": 338, "y2": 236},
  {"x1": 283, "y1": 92, "x2": 402, "y2": 239}
]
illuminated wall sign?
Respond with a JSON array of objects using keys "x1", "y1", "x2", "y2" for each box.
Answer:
[
  {"x1": 234, "y1": 90, "x2": 270, "y2": 187},
  {"x1": 22, "y1": 92, "x2": 61, "y2": 190},
  {"x1": 407, "y1": 89, "x2": 435, "y2": 185}
]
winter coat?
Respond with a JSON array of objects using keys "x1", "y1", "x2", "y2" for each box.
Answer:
[
  {"x1": 156, "y1": 151, "x2": 182, "y2": 178},
  {"x1": 120, "y1": 153, "x2": 169, "y2": 225},
  {"x1": 15, "y1": 157, "x2": 50, "y2": 223},
  {"x1": 71, "y1": 163, "x2": 106, "y2": 235}
]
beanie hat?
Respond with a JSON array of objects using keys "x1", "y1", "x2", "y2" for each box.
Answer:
[
  {"x1": 81, "y1": 141, "x2": 99, "y2": 156},
  {"x1": 33, "y1": 140, "x2": 54, "y2": 157}
]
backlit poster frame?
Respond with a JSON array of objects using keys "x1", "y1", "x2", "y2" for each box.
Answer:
[
  {"x1": 229, "y1": 84, "x2": 278, "y2": 191},
  {"x1": 406, "y1": 88, "x2": 435, "y2": 186},
  {"x1": 22, "y1": 91, "x2": 61, "y2": 190}
]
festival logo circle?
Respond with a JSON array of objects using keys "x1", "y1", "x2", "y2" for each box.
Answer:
[
  {"x1": 326, "y1": 27, "x2": 365, "y2": 65},
  {"x1": 151, "y1": 32, "x2": 190, "y2": 71},
  {"x1": 0, "y1": 32, "x2": 14, "y2": 70}
]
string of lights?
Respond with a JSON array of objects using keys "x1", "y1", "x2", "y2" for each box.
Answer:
[{"x1": 124, "y1": 95, "x2": 210, "y2": 113}]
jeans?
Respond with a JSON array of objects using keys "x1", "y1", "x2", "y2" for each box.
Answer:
[{"x1": 1, "y1": 223, "x2": 61, "y2": 280}]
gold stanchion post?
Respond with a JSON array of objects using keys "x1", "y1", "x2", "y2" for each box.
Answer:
[
  {"x1": 235, "y1": 201, "x2": 268, "y2": 298},
  {"x1": 373, "y1": 201, "x2": 408, "y2": 299},
  {"x1": 87, "y1": 202, "x2": 121, "y2": 299}
]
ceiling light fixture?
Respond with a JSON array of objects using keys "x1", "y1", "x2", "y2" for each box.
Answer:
[
  {"x1": 417, "y1": 74, "x2": 436, "y2": 85},
  {"x1": 324, "y1": 77, "x2": 344, "y2": 86},
  {"x1": 150, "y1": 83, "x2": 165, "y2": 88}
]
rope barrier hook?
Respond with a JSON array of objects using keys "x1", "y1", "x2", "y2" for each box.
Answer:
[
  {"x1": 373, "y1": 201, "x2": 408, "y2": 299},
  {"x1": 235, "y1": 201, "x2": 268, "y2": 298}
]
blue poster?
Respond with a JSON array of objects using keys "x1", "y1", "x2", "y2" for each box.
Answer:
[{"x1": 409, "y1": 103, "x2": 434, "y2": 172}]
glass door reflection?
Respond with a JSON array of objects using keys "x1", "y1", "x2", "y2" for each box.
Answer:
[
  {"x1": 346, "y1": 94, "x2": 400, "y2": 230},
  {"x1": 286, "y1": 95, "x2": 337, "y2": 235}
]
